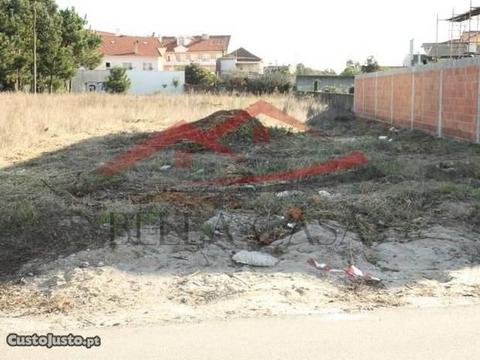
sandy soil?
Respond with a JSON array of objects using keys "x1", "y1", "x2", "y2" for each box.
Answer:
[
  {"x1": 4, "y1": 306, "x2": 480, "y2": 360},
  {"x1": 1, "y1": 217, "x2": 479, "y2": 331}
]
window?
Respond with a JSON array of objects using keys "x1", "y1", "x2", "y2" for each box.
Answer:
[
  {"x1": 122, "y1": 62, "x2": 133, "y2": 70},
  {"x1": 143, "y1": 62, "x2": 153, "y2": 71},
  {"x1": 105, "y1": 62, "x2": 111, "y2": 69},
  {"x1": 167, "y1": 55, "x2": 171, "y2": 62}
]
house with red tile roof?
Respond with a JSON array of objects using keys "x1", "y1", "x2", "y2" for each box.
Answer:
[
  {"x1": 160, "y1": 34, "x2": 231, "y2": 72},
  {"x1": 217, "y1": 47, "x2": 263, "y2": 75},
  {"x1": 96, "y1": 32, "x2": 166, "y2": 71},
  {"x1": 95, "y1": 32, "x2": 231, "y2": 73}
]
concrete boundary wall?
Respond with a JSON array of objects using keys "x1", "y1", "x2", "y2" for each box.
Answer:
[
  {"x1": 354, "y1": 58, "x2": 480, "y2": 142},
  {"x1": 297, "y1": 92, "x2": 354, "y2": 112}
]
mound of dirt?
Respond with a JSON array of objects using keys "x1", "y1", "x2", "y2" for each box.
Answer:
[{"x1": 179, "y1": 110, "x2": 267, "y2": 150}]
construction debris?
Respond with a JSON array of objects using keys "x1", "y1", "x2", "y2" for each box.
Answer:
[
  {"x1": 317, "y1": 190, "x2": 333, "y2": 198},
  {"x1": 232, "y1": 251, "x2": 279, "y2": 267},
  {"x1": 276, "y1": 190, "x2": 304, "y2": 198},
  {"x1": 307, "y1": 258, "x2": 381, "y2": 283},
  {"x1": 288, "y1": 208, "x2": 305, "y2": 222}
]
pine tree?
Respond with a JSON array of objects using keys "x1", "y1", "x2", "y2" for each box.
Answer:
[
  {"x1": 104, "y1": 67, "x2": 131, "y2": 94},
  {"x1": 0, "y1": 0, "x2": 101, "y2": 92}
]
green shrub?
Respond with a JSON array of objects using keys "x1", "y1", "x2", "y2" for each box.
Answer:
[
  {"x1": 219, "y1": 72, "x2": 293, "y2": 94},
  {"x1": 105, "y1": 67, "x2": 131, "y2": 94},
  {"x1": 185, "y1": 64, "x2": 217, "y2": 86}
]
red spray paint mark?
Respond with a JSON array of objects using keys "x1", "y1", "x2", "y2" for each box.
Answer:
[
  {"x1": 192, "y1": 152, "x2": 368, "y2": 186},
  {"x1": 98, "y1": 101, "x2": 307, "y2": 176},
  {"x1": 97, "y1": 100, "x2": 368, "y2": 186}
]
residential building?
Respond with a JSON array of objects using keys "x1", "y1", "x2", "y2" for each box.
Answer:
[
  {"x1": 421, "y1": 31, "x2": 480, "y2": 62},
  {"x1": 74, "y1": 31, "x2": 185, "y2": 94},
  {"x1": 217, "y1": 47, "x2": 263, "y2": 75},
  {"x1": 160, "y1": 34, "x2": 230, "y2": 72},
  {"x1": 96, "y1": 31, "x2": 166, "y2": 71}
]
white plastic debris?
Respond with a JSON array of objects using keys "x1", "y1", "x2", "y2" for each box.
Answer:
[
  {"x1": 307, "y1": 258, "x2": 381, "y2": 282},
  {"x1": 318, "y1": 190, "x2": 333, "y2": 198},
  {"x1": 160, "y1": 165, "x2": 172, "y2": 171},
  {"x1": 378, "y1": 136, "x2": 389, "y2": 141},
  {"x1": 232, "y1": 251, "x2": 279, "y2": 267},
  {"x1": 276, "y1": 190, "x2": 303, "y2": 198}
]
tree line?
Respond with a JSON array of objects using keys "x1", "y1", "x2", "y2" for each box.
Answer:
[
  {"x1": 295, "y1": 56, "x2": 381, "y2": 77},
  {"x1": 0, "y1": 0, "x2": 101, "y2": 92}
]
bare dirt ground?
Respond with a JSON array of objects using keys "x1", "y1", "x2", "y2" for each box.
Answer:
[
  {"x1": 1, "y1": 222, "x2": 479, "y2": 331},
  {"x1": 1, "y1": 96, "x2": 480, "y2": 330}
]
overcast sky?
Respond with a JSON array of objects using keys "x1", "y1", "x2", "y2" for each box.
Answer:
[{"x1": 57, "y1": 0, "x2": 469, "y2": 72}]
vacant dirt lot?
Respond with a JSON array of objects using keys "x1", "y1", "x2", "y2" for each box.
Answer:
[{"x1": 1, "y1": 93, "x2": 479, "y2": 329}]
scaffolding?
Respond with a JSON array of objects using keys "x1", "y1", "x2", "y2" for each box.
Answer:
[{"x1": 434, "y1": 2, "x2": 480, "y2": 60}]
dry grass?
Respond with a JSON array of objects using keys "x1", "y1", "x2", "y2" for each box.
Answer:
[
  {"x1": 1, "y1": 91, "x2": 480, "y2": 277},
  {"x1": 0, "y1": 92, "x2": 319, "y2": 167}
]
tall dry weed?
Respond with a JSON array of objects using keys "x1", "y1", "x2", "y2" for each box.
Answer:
[{"x1": 0, "y1": 93, "x2": 321, "y2": 166}]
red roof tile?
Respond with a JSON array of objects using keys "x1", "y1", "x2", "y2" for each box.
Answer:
[
  {"x1": 161, "y1": 35, "x2": 230, "y2": 53},
  {"x1": 99, "y1": 33, "x2": 163, "y2": 57}
]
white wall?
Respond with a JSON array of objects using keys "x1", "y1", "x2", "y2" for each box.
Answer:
[
  {"x1": 218, "y1": 58, "x2": 237, "y2": 73},
  {"x1": 127, "y1": 71, "x2": 184, "y2": 95},
  {"x1": 218, "y1": 59, "x2": 264, "y2": 75},
  {"x1": 97, "y1": 55, "x2": 164, "y2": 71},
  {"x1": 71, "y1": 70, "x2": 185, "y2": 95},
  {"x1": 164, "y1": 52, "x2": 222, "y2": 71}
]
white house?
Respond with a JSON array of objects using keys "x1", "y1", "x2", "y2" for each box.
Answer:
[
  {"x1": 160, "y1": 34, "x2": 231, "y2": 72},
  {"x1": 94, "y1": 32, "x2": 231, "y2": 74},
  {"x1": 217, "y1": 47, "x2": 263, "y2": 75},
  {"x1": 96, "y1": 31, "x2": 166, "y2": 71},
  {"x1": 72, "y1": 31, "x2": 186, "y2": 94}
]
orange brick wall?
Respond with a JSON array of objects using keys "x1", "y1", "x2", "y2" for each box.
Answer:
[
  {"x1": 413, "y1": 70, "x2": 440, "y2": 135},
  {"x1": 354, "y1": 60, "x2": 480, "y2": 143},
  {"x1": 376, "y1": 75, "x2": 393, "y2": 122},
  {"x1": 363, "y1": 77, "x2": 376, "y2": 116},
  {"x1": 442, "y1": 66, "x2": 479, "y2": 141},
  {"x1": 392, "y1": 73, "x2": 413, "y2": 128}
]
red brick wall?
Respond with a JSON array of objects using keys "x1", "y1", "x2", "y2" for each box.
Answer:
[
  {"x1": 376, "y1": 75, "x2": 393, "y2": 122},
  {"x1": 442, "y1": 66, "x2": 479, "y2": 141},
  {"x1": 354, "y1": 61, "x2": 480, "y2": 142},
  {"x1": 392, "y1": 73, "x2": 413, "y2": 128},
  {"x1": 413, "y1": 70, "x2": 440, "y2": 135},
  {"x1": 363, "y1": 77, "x2": 376, "y2": 117}
]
